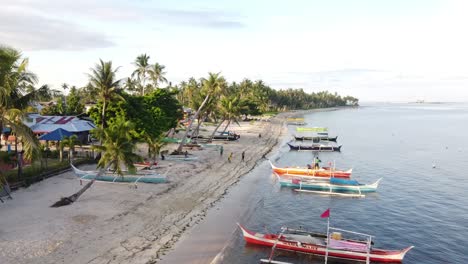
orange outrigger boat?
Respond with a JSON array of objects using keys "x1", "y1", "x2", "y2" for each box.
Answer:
[{"x1": 269, "y1": 160, "x2": 352, "y2": 178}]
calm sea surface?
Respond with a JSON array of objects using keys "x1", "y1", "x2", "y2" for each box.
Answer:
[{"x1": 161, "y1": 103, "x2": 468, "y2": 264}]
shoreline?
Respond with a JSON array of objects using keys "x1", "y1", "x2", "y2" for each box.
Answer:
[{"x1": 0, "y1": 108, "x2": 340, "y2": 264}]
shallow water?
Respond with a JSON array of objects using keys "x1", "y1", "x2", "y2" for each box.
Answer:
[{"x1": 161, "y1": 103, "x2": 468, "y2": 264}]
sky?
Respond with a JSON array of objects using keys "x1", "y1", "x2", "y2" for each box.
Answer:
[{"x1": 1, "y1": 0, "x2": 468, "y2": 102}]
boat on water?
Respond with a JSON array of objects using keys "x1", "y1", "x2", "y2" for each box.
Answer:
[
  {"x1": 277, "y1": 174, "x2": 382, "y2": 194},
  {"x1": 238, "y1": 224, "x2": 413, "y2": 263},
  {"x1": 269, "y1": 160, "x2": 352, "y2": 178},
  {"x1": 70, "y1": 164, "x2": 167, "y2": 184},
  {"x1": 294, "y1": 135, "x2": 337, "y2": 142},
  {"x1": 296, "y1": 127, "x2": 328, "y2": 132},
  {"x1": 287, "y1": 143, "x2": 342, "y2": 152}
]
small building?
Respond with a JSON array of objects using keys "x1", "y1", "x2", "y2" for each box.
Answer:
[{"x1": 25, "y1": 113, "x2": 96, "y2": 144}]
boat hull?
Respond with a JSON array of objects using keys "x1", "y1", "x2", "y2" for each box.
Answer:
[
  {"x1": 269, "y1": 161, "x2": 351, "y2": 178},
  {"x1": 278, "y1": 178, "x2": 380, "y2": 193},
  {"x1": 287, "y1": 143, "x2": 341, "y2": 152},
  {"x1": 79, "y1": 174, "x2": 166, "y2": 183},
  {"x1": 238, "y1": 225, "x2": 413, "y2": 263},
  {"x1": 294, "y1": 136, "x2": 337, "y2": 142},
  {"x1": 71, "y1": 164, "x2": 167, "y2": 183}
]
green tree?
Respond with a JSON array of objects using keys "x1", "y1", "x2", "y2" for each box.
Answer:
[
  {"x1": 60, "y1": 135, "x2": 81, "y2": 162},
  {"x1": 51, "y1": 117, "x2": 141, "y2": 207},
  {"x1": 148, "y1": 63, "x2": 167, "y2": 89},
  {"x1": 132, "y1": 54, "x2": 151, "y2": 96},
  {"x1": 88, "y1": 59, "x2": 122, "y2": 128},
  {"x1": 66, "y1": 86, "x2": 84, "y2": 115}
]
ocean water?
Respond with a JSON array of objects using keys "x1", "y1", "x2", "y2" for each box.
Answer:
[{"x1": 161, "y1": 103, "x2": 468, "y2": 264}]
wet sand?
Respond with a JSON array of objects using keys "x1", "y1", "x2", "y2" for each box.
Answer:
[{"x1": 0, "y1": 115, "x2": 289, "y2": 264}]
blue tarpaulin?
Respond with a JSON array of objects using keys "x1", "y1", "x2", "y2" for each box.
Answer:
[{"x1": 38, "y1": 128, "x2": 74, "y2": 141}]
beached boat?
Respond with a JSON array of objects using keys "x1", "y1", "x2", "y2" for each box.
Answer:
[
  {"x1": 213, "y1": 132, "x2": 240, "y2": 141},
  {"x1": 287, "y1": 143, "x2": 341, "y2": 152},
  {"x1": 70, "y1": 164, "x2": 167, "y2": 183},
  {"x1": 294, "y1": 135, "x2": 337, "y2": 142},
  {"x1": 238, "y1": 224, "x2": 413, "y2": 263},
  {"x1": 296, "y1": 127, "x2": 328, "y2": 132},
  {"x1": 133, "y1": 161, "x2": 158, "y2": 170},
  {"x1": 277, "y1": 175, "x2": 382, "y2": 193},
  {"x1": 164, "y1": 155, "x2": 199, "y2": 161},
  {"x1": 269, "y1": 160, "x2": 352, "y2": 178}
]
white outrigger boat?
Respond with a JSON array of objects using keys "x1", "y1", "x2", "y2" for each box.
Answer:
[{"x1": 70, "y1": 164, "x2": 168, "y2": 184}]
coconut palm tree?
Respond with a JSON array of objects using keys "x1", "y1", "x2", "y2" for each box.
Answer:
[
  {"x1": 0, "y1": 46, "x2": 40, "y2": 165},
  {"x1": 145, "y1": 133, "x2": 167, "y2": 164},
  {"x1": 51, "y1": 117, "x2": 141, "y2": 207},
  {"x1": 88, "y1": 59, "x2": 122, "y2": 129},
  {"x1": 176, "y1": 73, "x2": 224, "y2": 154},
  {"x1": 148, "y1": 63, "x2": 167, "y2": 89},
  {"x1": 132, "y1": 54, "x2": 151, "y2": 95},
  {"x1": 60, "y1": 135, "x2": 81, "y2": 162}
]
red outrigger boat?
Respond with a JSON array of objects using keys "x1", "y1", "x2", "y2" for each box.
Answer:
[
  {"x1": 238, "y1": 224, "x2": 413, "y2": 263},
  {"x1": 269, "y1": 160, "x2": 352, "y2": 178}
]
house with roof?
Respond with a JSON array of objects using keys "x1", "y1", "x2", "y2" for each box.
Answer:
[{"x1": 25, "y1": 113, "x2": 96, "y2": 143}]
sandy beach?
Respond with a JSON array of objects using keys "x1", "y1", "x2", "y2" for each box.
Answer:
[{"x1": 0, "y1": 114, "x2": 292, "y2": 264}]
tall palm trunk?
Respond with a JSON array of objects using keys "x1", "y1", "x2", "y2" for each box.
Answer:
[
  {"x1": 176, "y1": 93, "x2": 210, "y2": 153},
  {"x1": 221, "y1": 118, "x2": 232, "y2": 133},
  {"x1": 101, "y1": 100, "x2": 107, "y2": 128},
  {"x1": 193, "y1": 113, "x2": 206, "y2": 138},
  {"x1": 51, "y1": 163, "x2": 111, "y2": 207},
  {"x1": 208, "y1": 118, "x2": 225, "y2": 142}
]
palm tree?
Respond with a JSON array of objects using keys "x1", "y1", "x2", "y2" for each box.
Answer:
[
  {"x1": 0, "y1": 46, "x2": 40, "y2": 168},
  {"x1": 88, "y1": 59, "x2": 122, "y2": 129},
  {"x1": 176, "y1": 73, "x2": 224, "y2": 154},
  {"x1": 145, "y1": 134, "x2": 167, "y2": 164},
  {"x1": 132, "y1": 54, "x2": 151, "y2": 95},
  {"x1": 148, "y1": 63, "x2": 168, "y2": 89},
  {"x1": 51, "y1": 117, "x2": 141, "y2": 207},
  {"x1": 60, "y1": 135, "x2": 81, "y2": 162}
]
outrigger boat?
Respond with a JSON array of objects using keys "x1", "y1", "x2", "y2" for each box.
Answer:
[
  {"x1": 70, "y1": 164, "x2": 167, "y2": 184},
  {"x1": 294, "y1": 135, "x2": 338, "y2": 142},
  {"x1": 296, "y1": 127, "x2": 328, "y2": 132},
  {"x1": 287, "y1": 118, "x2": 306, "y2": 126},
  {"x1": 238, "y1": 223, "x2": 413, "y2": 263},
  {"x1": 269, "y1": 160, "x2": 352, "y2": 178},
  {"x1": 277, "y1": 174, "x2": 382, "y2": 196},
  {"x1": 287, "y1": 143, "x2": 342, "y2": 152}
]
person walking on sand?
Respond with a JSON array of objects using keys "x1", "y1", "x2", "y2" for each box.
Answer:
[
  {"x1": 220, "y1": 145, "x2": 224, "y2": 156},
  {"x1": 241, "y1": 151, "x2": 245, "y2": 162},
  {"x1": 184, "y1": 151, "x2": 188, "y2": 158},
  {"x1": 228, "y1": 152, "x2": 233, "y2": 163}
]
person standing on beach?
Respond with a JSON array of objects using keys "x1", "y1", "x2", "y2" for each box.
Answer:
[
  {"x1": 220, "y1": 145, "x2": 224, "y2": 156},
  {"x1": 228, "y1": 152, "x2": 233, "y2": 163},
  {"x1": 241, "y1": 151, "x2": 245, "y2": 161}
]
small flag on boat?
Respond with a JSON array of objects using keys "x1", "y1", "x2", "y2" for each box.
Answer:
[
  {"x1": 292, "y1": 178, "x2": 301, "y2": 184},
  {"x1": 321, "y1": 208, "x2": 330, "y2": 218}
]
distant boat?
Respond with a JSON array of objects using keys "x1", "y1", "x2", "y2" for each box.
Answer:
[
  {"x1": 294, "y1": 135, "x2": 337, "y2": 142},
  {"x1": 70, "y1": 164, "x2": 167, "y2": 184},
  {"x1": 269, "y1": 160, "x2": 352, "y2": 178},
  {"x1": 287, "y1": 143, "x2": 341, "y2": 152},
  {"x1": 296, "y1": 127, "x2": 328, "y2": 132},
  {"x1": 277, "y1": 174, "x2": 382, "y2": 194}
]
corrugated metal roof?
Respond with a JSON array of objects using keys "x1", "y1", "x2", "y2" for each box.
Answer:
[{"x1": 26, "y1": 114, "x2": 96, "y2": 133}]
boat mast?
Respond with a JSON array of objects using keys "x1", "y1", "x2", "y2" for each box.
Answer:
[{"x1": 325, "y1": 214, "x2": 330, "y2": 264}]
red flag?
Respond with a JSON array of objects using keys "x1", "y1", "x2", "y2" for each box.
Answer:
[
  {"x1": 292, "y1": 178, "x2": 301, "y2": 184},
  {"x1": 320, "y1": 208, "x2": 330, "y2": 218}
]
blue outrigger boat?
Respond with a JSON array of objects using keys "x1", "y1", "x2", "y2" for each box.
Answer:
[{"x1": 276, "y1": 174, "x2": 381, "y2": 197}]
